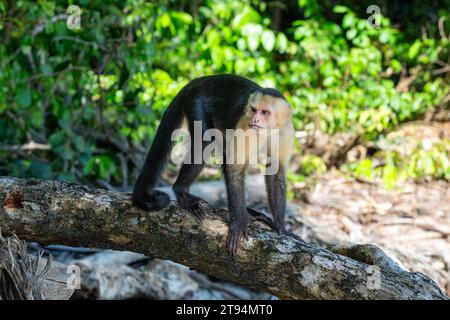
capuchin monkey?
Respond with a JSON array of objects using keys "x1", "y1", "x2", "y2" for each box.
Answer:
[{"x1": 132, "y1": 74, "x2": 295, "y2": 255}]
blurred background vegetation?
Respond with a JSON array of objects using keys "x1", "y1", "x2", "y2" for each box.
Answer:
[{"x1": 0, "y1": 0, "x2": 449, "y2": 194}]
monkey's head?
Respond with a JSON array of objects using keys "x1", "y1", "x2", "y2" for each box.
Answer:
[{"x1": 247, "y1": 88, "x2": 291, "y2": 130}]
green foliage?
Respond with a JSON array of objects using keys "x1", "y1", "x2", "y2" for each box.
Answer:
[
  {"x1": 0, "y1": 0, "x2": 449, "y2": 187},
  {"x1": 288, "y1": 3, "x2": 449, "y2": 139},
  {"x1": 298, "y1": 154, "x2": 327, "y2": 176},
  {"x1": 345, "y1": 139, "x2": 450, "y2": 188}
]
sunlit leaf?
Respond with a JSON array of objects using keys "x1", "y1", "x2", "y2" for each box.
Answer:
[{"x1": 261, "y1": 30, "x2": 275, "y2": 52}]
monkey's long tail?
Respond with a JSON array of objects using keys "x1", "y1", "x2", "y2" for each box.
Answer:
[{"x1": 132, "y1": 99, "x2": 184, "y2": 211}]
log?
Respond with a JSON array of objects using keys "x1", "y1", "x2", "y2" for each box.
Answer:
[
  {"x1": 70, "y1": 251, "x2": 272, "y2": 300},
  {"x1": 37, "y1": 257, "x2": 75, "y2": 300},
  {"x1": 0, "y1": 176, "x2": 448, "y2": 300}
]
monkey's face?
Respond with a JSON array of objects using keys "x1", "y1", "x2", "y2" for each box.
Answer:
[
  {"x1": 248, "y1": 104, "x2": 274, "y2": 130},
  {"x1": 247, "y1": 92, "x2": 291, "y2": 130}
]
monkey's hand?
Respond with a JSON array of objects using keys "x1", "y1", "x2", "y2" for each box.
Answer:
[
  {"x1": 176, "y1": 192, "x2": 207, "y2": 220},
  {"x1": 226, "y1": 220, "x2": 248, "y2": 256}
]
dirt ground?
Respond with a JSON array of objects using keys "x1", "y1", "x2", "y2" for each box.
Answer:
[{"x1": 288, "y1": 171, "x2": 450, "y2": 295}]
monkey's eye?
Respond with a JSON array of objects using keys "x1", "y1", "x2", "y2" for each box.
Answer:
[
  {"x1": 250, "y1": 107, "x2": 257, "y2": 113},
  {"x1": 261, "y1": 110, "x2": 270, "y2": 116}
]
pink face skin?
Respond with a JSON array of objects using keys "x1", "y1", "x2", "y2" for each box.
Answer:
[{"x1": 248, "y1": 104, "x2": 275, "y2": 130}]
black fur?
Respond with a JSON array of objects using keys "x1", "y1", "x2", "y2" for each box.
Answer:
[
  {"x1": 132, "y1": 92, "x2": 184, "y2": 210},
  {"x1": 133, "y1": 74, "x2": 261, "y2": 212},
  {"x1": 255, "y1": 87, "x2": 286, "y2": 100}
]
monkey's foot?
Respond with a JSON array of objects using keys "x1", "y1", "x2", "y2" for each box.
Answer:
[
  {"x1": 176, "y1": 192, "x2": 207, "y2": 220},
  {"x1": 247, "y1": 207, "x2": 277, "y2": 230},
  {"x1": 132, "y1": 190, "x2": 170, "y2": 211},
  {"x1": 247, "y1": 208, "x2": 305, "y2": 243},
  {"x1": 226, "y1": 222, "x2": 248, "y2": 256}
]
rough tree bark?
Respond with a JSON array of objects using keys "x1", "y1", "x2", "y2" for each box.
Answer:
[{"x1": 0, "y1": 176, "x2": 448, "y2": 300}]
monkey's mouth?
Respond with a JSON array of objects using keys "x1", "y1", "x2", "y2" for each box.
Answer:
[{"x1": 249, "y1": 124, "x2": 263, "y2": 130}]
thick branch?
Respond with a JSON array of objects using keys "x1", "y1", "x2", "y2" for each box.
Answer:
[{"x1": 0, "y1": 176, "x2": 447, "y2": 300}]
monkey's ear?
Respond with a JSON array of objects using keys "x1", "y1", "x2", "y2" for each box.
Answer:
[{"x1": 275, "y1": 99, "x2": 292, "y2": 127}]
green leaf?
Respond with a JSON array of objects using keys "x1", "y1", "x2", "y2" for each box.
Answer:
[
  {"x1": 171, "y1": 11, "x2": 193, "y2": 24},
  {"x1": 323, "y1": 76, "x2": 334, "y2": 87},
  {"x1": 21, "y1": 45, "x2": 31, "y2": 55},
  {"x1": 346, "y1": 29, "x2": 357, "y2": 40},
  {"x1": 159, "y1": 13, "x2": 171, "y2": 28},
  {"x1": 261, "y1": 30, "x2": 275, "y2": 52},
  {"x1": 31, "y1": 110, "x2": 43, "y2": 128},
  {"x1": 379, "y1": 30, "x2": 390, "y2": 44},
  {"x1": 40, "y1": 1, "x2": 55, "y2": 16},
  {"x1": 333, "y1": 5, "x2": 349, "y2": 14},
  {"x1": 83, "y1": 157, "x2": 97, "y2": 175},
  {"x1": 382, "y1": 164, "x2": 398, "y2": 189},
  {"x1": 232, "y1": 6, "x2": 253, "y2": 29},
  {"x1": 247, "y1": 34, "x2": 259, "y2": 52},
  {"x1": 342, "y1": 13, "x2": 356, "y2": 28},
  {"x1": 243, "y1": 24, "x2": 262, "y2": 52},
  {"x1": 16, "y1": 87, "x2": 32, "y2": 108},
  {"x1": 390, "y1": 59, "x2": 402, "y2": 73},
  {"x1": 276, "y1": 33, "x2": 288, "y2": 52},
  {"x1": 408, "y1": 41, "x2": 421, "y2": 60}
]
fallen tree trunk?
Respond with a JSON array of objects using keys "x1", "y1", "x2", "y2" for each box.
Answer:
[
  {"x1": 70, "y1": 251, "x2": 270, "y2": 300},
  {"x1": 0, "y1": 176, "x2": 447, "y2": 300}
]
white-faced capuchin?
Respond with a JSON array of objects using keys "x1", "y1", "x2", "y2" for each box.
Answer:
[{"x1": 132, "y1": 74, "x2": 295, "y2": 255}]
